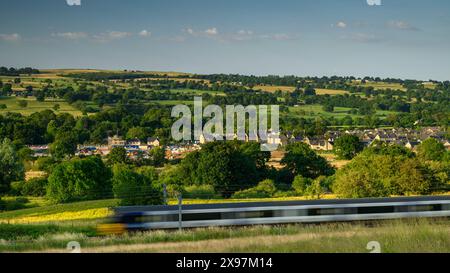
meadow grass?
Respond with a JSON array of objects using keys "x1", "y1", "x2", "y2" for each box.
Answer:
[
  {"x1": 353, "y1": 81, "x2": 406, "y2": 91},
  {"x1": 166, "y1": 88, "x2": 226, "y2": 96},
  {"x1": 287, "y1": 104, "x2": 398, "y2": 119},
  {"x1": 0, "y1": 96, "x2": 82, "y2": 116},
  {"x1": 315, "y1": 88, "x2": 349, "y2": 95},
  {"x1": 254, "y1": 85, "x2": 349, "y2": 96},
  {"x1": 0, "y1": 199, "x2": 118, "y2": 222},
  {"x1": 1, "y1": 218, "x2": 448, "y2": 253}
]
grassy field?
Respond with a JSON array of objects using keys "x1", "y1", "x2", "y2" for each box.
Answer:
[
  {"x1": 353, "y1": 81, "x2": 406, "y2": 91},
  {"x1": 0, "y1": 96, "x2": 82, "y2": 116},
  {"x1": 287, "y1": 104, "x2": 398, "y2": 119},
  {"x1": 255, "y1": 85, "x2": 349, "y2": 96},
  {"x1": 165, "y1": 88, "x2": 226, "y2": 96},
  {"x1": 288, "y1": 105, "x2": 356, "y2": 118},
  {"x1": 0, "y1": 218, "x2": 448, "y2": 253}
]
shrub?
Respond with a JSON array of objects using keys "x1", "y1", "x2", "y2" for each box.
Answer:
[
  {"x1": 304, "y1": 176, "x2": 328, "y2": 199},
  {"x1": 333, "y1": 154, "x2": 435, "y2": 198},
  {"x1": 232, "y1": 179, "x2": 277, "y2": 199},
  {"x1": 35, "y1": 157, "x2": 56, "y2": 172},
  {"x1": 183, "y1": 185, "x2": 220, "y2": 199},
  {"x1": 21, "y1": 177, "x2": 48, "y2": 197},
  {"x1": 0, "y1": 104, "x2": 6, "y2": 109},
  {"x1": 273, "y1": 191, "x2": 298, "y2": 198},
  {"x1": 9, "y1": 181, "x2": 24, "y2": 196},
  {"x1": 16, "y1": 100, "x2": 28, "y2": 108},
  {"x1": 1, "y1": 197, "x2": 29, "y2": 211},
  {"x1": 112, "y1": 164, "x2": 163, "y2": 206},
  {"x1": 292, "y1": 175, "x2": 313, "y2": 195}
]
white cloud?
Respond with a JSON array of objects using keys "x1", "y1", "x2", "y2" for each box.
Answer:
[
  {"x1": 272, "y1": 33, "x2": 292, "y2": 41},
  {"x1": 186, "y1": 28, "x2": 195, "y2": 35},
  {"x1": 182, "y1": 27, "x2": 296, "y2": 43},
  {"x1": 336, "y1": 21, "x2": 347, "y2": 28},
  {"x1": 52, "y1": 32, "x2": 88, "y2": 40},
  {"x1": 108, "y1": 31, "x2": 131, "y2": 39},
  {"x1": 237, "y1": 30, "x2": 253, "y2": 36},
  {"x1": 259, "y1": 33, "x2": 294, "y2": 41},
  {"x1": 204, "y1": 27, "x2": 218, "y2": 36},
  {"x1": 387, "y1": 20, "x2": 419, "y2": 31},
  {"x1": 184, "y1": 27, "x2": 219, "y2": 37},
  {"x1": 139, "y1": 30, "x2": 151, "y2": 37},
  {"x1": 229, "y1": 30, "x2": 254, "y2": 41},
  {"x1": 93, "y1": 31, "x2": 132, "y2": 42},
  {"x1": 0, "y1": 33, "x2": 21, "y2": 42}
]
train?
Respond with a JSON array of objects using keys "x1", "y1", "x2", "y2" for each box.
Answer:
[{"x1": 97, "y1": 196, "x2": 450, "y2": 234}]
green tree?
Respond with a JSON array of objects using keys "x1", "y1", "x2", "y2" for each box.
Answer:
[
  {"x1": 417, "y1": 138, "x2": 446, "y2": 161},
  {"x1": 17, "y1": 146, "x2": 34, "y2": 162},
  {"x1": 35, "y1": 91, "x2": 45, "y2": 102},
  {"x1": 2, "y1": 83, "x2": 12, "y2": 95},
  {"x1": 292, "y1": 175, "x2": 313, "y2": 195},
  {"x1": 149, "y1": 146, "x2": 166, "y2": 167},
  {"x1": 240, "y1": 142, "x2": 271, "y2": 172},
  {"x1": 107, "y1": 147, "x2": 128, "y2": 165},
  {"x1": 47, "y1": 156, "x2": 112, "y2": 203},
  {"x1": 50, "y1": 131, "x2": 78, "y2": 160},
  {"x1": 21, "y1": 177, "x2": 48, "y2": 197},
  {"x1": 126, "y1": 127, "x2": 148, "y2": 140},
  {"x1": 112, "y1": 164, "x2": 163, "y2": 206},
  {"x1": 305, "y1": 176, "x2": 327, "y2": 199},
  {"x1": 17, "y1": 100, "x2": 28, "y2": 108},
  {"x1": 303, "y1": 86, "x2": 316, "y2": 96},
  {"x1": 323, "y1": 103, "x2": 334, "y2": 113},
  {"x1": 0, "y1": 139, "x2": 25, "y2": 193},
  {"x1": 333, "y1": 134, "x2": 363, "y2": 160},
  {"x1": 232, "y1": 179, "x2": 277, "y2": 199},
  {"x1": 333, "y1": 154, "x2": 434, "y2": 198},
  {"x1": 281, "y1": 142, "x2": 334, "y2": 180},
  {"x1": 363, "y1": 141, "x2": 415, "y2": 158},
  {"x1": 196, "y1": 142, "x2": 259, "y2": 197}
]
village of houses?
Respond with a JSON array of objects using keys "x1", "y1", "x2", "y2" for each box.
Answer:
[{"x1": 27, "y1": 127, "x2": 450, "y2": 162}]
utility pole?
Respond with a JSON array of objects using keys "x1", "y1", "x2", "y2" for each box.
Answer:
[
  {"x1": 163, "y1": 184, "x2": 168, "y2": 205},
  {"x1": 178, "y1": 193, "x2": 183, "y2": 232}
]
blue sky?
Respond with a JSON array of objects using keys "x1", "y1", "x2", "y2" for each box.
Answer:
[{"x1": 0, "y1": 0, "x2": 449, "y2": 80}]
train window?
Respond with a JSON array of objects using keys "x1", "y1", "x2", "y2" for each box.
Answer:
[
  {"x1": 273, "y1": 209, "x2": 308, "y2": 217},
  {"x1": 182, "y1": 212, "x2": 222, "y2": 221},
  {"x1": 307, "y1": 208, "x2": 356, "y2": 216},
  {"x1": 394, "y1": 204, "x2": 441, "y2": 213},
  {"x1": 357, "y1": 206, "x2": 394, "y2": 214},
  {"x1": 128, "y1": 214, "x2": 179, "y2": 223},
  {"x1": 442, "y1": 204, "x2": 450, "y2": 211},
  {"x1": 222, "y1": 210, "x2": 273, "y2": 220}
]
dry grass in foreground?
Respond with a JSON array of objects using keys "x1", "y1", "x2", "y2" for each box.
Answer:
[{"x1": 10, "y1": 218, "x2": 450, "y2": 253}]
